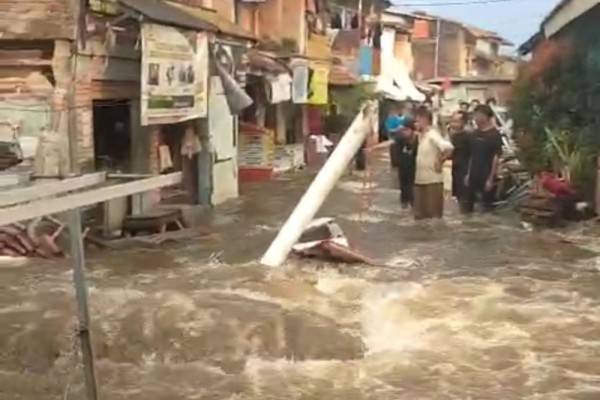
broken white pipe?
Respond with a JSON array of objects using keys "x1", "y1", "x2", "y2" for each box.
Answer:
[{"x1": 261, "y1": 101, "x2": 377, "y2": 267}]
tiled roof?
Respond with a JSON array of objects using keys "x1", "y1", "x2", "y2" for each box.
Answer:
[
  {"x1": 247, "y1": 50, "x2": 289, "y2": 74},
  {"x1": 329, "y1": 64, "x2": 359, "y2": 86}
]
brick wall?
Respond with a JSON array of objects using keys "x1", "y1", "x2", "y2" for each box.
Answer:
[{"x1": 0, "y1": 0, "x2": 75, "y2": 40}]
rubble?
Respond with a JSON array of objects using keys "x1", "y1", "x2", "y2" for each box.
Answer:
[
  {"x1": 0, "y1": 218, "x2": 65, "y2": 258},
  {"x1": 292, "y1": 218, "x2": 375, "y2": 265}
]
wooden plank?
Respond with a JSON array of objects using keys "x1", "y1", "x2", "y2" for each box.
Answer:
[
  {"x1": 0, "y1": 172, "x2": 107, "y2": 208},
  {"x1": 0, "y1": 172, "x2": 182, "y2": 226},
  {"x1": 107, "y1": 173, "x2": 153, "y2": 180}
]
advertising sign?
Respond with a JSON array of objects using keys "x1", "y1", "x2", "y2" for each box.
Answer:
[{"x1": 141, "y1": 24, "x2": 209, "y2": 126}]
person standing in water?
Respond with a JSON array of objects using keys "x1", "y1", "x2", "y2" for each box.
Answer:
[
  {"x1": 413, "y1": 106, "x2": 454, "y2": 220},
  {"x1": 448, "y1": 111, "x2": 470, "y2": 208},
  {"x1": 384, "y1": 104, "x2": 407, "y2": 168},
  {"x1": 396, "y1": 119, "x2": 418, "y2": 208},
  {"x1": 463, "y1": 105, "x2": 503, "y2": 212}
]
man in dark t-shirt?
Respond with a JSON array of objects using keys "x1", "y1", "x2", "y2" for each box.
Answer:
[
  {"x1": 463, "y1": 105, "x2": 503, "y2": 212},
  {"x1": 449, "y1": 111, "x2": 469, "y2": 202},
  {"x1": 396, "y1": 119, "x2": 418, "y2": 208}
]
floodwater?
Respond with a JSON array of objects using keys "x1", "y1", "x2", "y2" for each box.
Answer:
[{"x1": 2, "y1": 155, "x2": 600, "y2": 400}]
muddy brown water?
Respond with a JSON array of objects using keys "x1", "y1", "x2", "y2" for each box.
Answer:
[{"x1": 1, "y1": 156, "x2": 600, "y2": 399}]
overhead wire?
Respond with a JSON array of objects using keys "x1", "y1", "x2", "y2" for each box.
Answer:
[{"x1": 393, "y1": 0, "x2": 524, "y2": 6}]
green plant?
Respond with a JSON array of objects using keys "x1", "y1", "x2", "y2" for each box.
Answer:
[
  {"x1": 543, "y1": 127, "x2": 593, "y2": 186},
  {"x1": 510, "y1": 38, "x2": 600, "y2": 195},
  {"x1": 330, "y1": 82, "x2": 376, "y2": 116}
]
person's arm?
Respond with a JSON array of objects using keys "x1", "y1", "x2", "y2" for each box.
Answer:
[
  {"x1": 464, "y1": 136, "x2": 472, "y2": 187},
  {"x1": 431, "y1": 129, "x2": 453, "y2": 172},
  {"x1": 485, "y1": 134, "x2": 503, "y2": 191},
  {"x1": 431, "y1": 129, "x2": 454, "y2": 158}
]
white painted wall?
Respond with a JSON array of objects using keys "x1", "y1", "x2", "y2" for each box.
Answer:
[
  {"x1": 475, "y1": 39, "x2": 493, "y2": 55},
  {"x1": 209, "y1": 76, "x2": 239, "y2": 205}
]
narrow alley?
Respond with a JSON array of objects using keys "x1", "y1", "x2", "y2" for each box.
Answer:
[{"x1": 2, "y1": 153, "x2": 600, "y2": 400}]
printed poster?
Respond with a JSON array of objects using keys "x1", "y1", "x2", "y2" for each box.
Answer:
[
  {"x1": 141, "y1": 23, "x2": 209, "y2": 126},
  {"x1": 292, "y1": 63, "x2": 309, "y2": 104},
  {"x1": 308, "y1": 62, "x2": 329, "y2": 105}
]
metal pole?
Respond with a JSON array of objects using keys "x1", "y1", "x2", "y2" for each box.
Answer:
[
  {"x1": 358, "y1": 0, "x2": 363, "y2": 29},
  {"x1": 261, "y1": 102, "x2": 376, "y2": 267},
  {"x1": 67, "y1": 209, "x2": 99, "y2": 400},
  {"x1": 434, "y1": 17, "x2": 441, "y2": 78}
]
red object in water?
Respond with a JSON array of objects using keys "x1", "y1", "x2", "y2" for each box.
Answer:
[
  {"x1": 540, "y1": 172, "x2": 575, "y2": 197},
  {"x1": 239, "y1": 167, "x2": 273, "y2": 182}
]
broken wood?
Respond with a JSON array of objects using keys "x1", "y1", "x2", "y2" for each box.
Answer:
[{"x1": 292, "y1": 218, "x2": 374, "y2": 265}]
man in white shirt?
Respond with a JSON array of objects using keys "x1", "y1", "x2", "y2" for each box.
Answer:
[{"x1": 413, "y1": 106, "x2": 454, "y2": 220}]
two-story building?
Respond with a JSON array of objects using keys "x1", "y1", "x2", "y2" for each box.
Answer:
[{"x1": 0, "y1": 0, "x2": 259, "y2": 234}]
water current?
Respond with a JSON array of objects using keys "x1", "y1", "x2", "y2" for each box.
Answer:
[{"x1": 1, "y1": 156, "x2": 600, "y2": 399}]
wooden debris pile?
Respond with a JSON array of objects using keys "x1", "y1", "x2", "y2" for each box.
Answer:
[
  {"x1": 0, "y1": 217, "x2": 68, "y2": 258},
  {"x1": 518, "y1": 193, "x2": 564, "y2": 227}
]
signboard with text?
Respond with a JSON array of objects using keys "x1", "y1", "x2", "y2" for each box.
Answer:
[{"x1": 141, "y1": 23, "x2": 209, "y2": 126}]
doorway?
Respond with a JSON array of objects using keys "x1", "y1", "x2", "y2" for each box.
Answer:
[{"x1": 92, "y1": 99, "x2": 131, "y2": 171}]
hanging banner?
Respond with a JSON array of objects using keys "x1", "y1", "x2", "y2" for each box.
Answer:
[
  {"x1": 308, "y1": 62, "x2": 329, "y2": 105},
  {"x1": 141, "y1": 23, "x2": 209, "y2": 126},
  {"x1": 268, "y1": 73, "x2": 292, "y2": 104},
  {"x1": 292, "y1": 63, "x2": 309, "y2": 104}
]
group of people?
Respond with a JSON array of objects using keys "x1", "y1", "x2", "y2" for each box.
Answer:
[{"x1": 385, "y1": 100, "x2": 503, "y2": 220}]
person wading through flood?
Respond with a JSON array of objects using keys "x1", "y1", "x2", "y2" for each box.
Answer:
[
  {"x1": 384, "y1": 104, "x2": 407, "y2": 169},
  {"x1": 448, "y1": 111, "x2": 470, "y2": 208},
  {"x1": 413, "y1": 106, "x2": 453, "y2": 220},
  {"x1": 384, "y1": 104, "x2": 417, "y2": 207},
  {"x1": 396, "y1": 119, "x2": 418, "y2": 208},
  {"x1": 463, "y1": 104, "x2": 503, "y2": 212}
]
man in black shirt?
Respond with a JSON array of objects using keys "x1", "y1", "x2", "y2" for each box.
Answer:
[
  {"x1": 449, "y1": 111, "x2": 469, "y2": 205},
  {"x1": 463, "y1": 105, "x2": 503, "y2": 213},
  {"x1": 396, "y1": 119, "x2": 418, "y2": 208}
]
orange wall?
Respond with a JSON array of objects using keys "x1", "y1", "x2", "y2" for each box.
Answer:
[
  {"x1": 173, "y1": 0, "x2": 235, "y2": 22},
  {"x1": 238, "y1": 0, "x2": 306, "y2": 54},
  {"x1": 238, "y1": 5, "x2": 257, "y2": 35},
  {"x1": 257, "y1": 0, "x2": 283, "y2": 42},
  {"x1": 211, "y1": 0, "x2": 235, "y2": 22},
  {"x1": 281, "y1": 0, "x2": 306, "y2": 53}
]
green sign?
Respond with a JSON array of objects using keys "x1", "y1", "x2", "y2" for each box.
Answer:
[{"x1": 89, "y1": 0, "x2": 119, "y2": 15}]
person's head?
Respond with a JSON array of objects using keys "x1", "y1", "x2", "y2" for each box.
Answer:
[
  {"x1": 470, "y1": 99, "x2": 481, "y2": 110},
  {"x1": 388, "y1": 103, "x2": 401, "y2": 116},
  {"x1": 423, "y1": 99, "x2": 433, "y2": 109},
  {"x1": 414, "y1": 106, "x2": 433, "y2": 131},
  {"x1": 450, "y1": 111, "x2": 467, "y2": 132},
  {"x1": 459, "y1": 101, "x2": 469, "y2": 112},
  {"x1": 486, "y1": 97, "x2": 497, "y2": 107},
  {"x1": 473, "y1": 104, "x2": 495, "y2": 129}
]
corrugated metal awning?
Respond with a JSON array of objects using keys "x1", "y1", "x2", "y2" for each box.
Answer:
[
  {"x1": 248, "y1": 50, "x2": 289, "y2": 75},
  {"x1": 118, "y1": 0, "x2": 218, "y2": 32}
]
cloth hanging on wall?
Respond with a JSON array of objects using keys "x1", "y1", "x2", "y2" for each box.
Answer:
[
  {"x1": 308, "y1": 62, "x2": 329, "y2": 105},
  {"x1": 268, "y1": 74, "x2": 292, "y2": 104},
  {"x1": 292, "y1": 63, "x2": 309, "y2": 104}
]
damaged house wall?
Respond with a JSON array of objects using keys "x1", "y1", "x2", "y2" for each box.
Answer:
[
  {"x1": 0, "y1": 0, "x2": 146, "y2": 174},
  {"x1": 0, "y1": 1, "x2": 75, "y2": 162}
]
